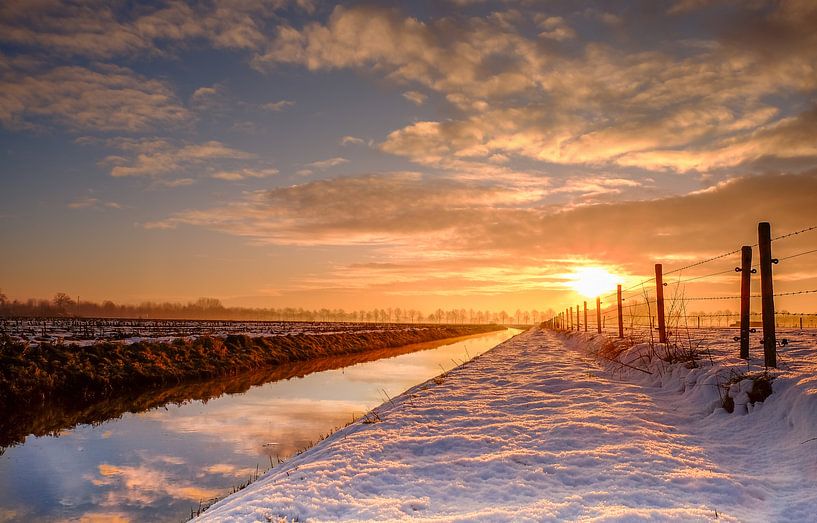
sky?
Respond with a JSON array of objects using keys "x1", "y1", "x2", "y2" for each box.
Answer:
[{"x1": 1, "y1": 0, "x2": 816, "y2": 314}]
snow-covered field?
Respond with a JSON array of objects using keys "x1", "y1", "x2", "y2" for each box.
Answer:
[
  {"x1": 0, "y1": 319, "x2": 436, "y2": 347},
  {"x1": 199, "y1": 327, "x2": 817, "y2": 522}
]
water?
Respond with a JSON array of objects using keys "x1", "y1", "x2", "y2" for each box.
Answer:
[{"x1": 0, "y1": 328, "x2": 519, "y2": 522}]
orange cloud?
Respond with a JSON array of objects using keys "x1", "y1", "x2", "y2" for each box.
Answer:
[
  {"x1": 0, "y1": 0, "x2": 309, "y2": 58},
  {"x1": 84, "y1": 137, "x2": 259, "y2": 180},
  {"x1": 146, "y1": 170, "x2": 817, "y2": 294},
  {"x1": 253, "y1": 4, "x2": 817, "y2": 175},
  {"x1": 0, "y1": 61, "x2": 189, "y2": 132}
]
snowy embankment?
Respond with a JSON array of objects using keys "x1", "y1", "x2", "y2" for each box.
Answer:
[{"x1": 199, "y1": 327, "x2": 817, "y2": 522}]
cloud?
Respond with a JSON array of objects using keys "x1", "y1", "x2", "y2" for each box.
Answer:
[
  {"x1": 667, "y1": 0, "x2": 723, "y2": 15},
  {"x1": 67, "y1": 196, "x2": 122, "y2": 210},
  {"x1": 0, "y1": 0, "x2": 311, "y2": 59},
  {"x1": 0, "y1": 61, "x2": 189, "y2": 132},
  {"x1": 190, "y1": 86, "x2": 220, "y2": 102},
  {"x1": 211, "y1": 167, "x2": 279, "y2": 181},
  {"x1": 250, "y1": 3, "x2": 817, "y2": 175},
  {"x1": 189, "y1": 84, "x2": 229, "y2": 113},
  {"x1": 145, "y1": 171, "x2": 539, "y2": 242},
  {"x1": 617, "y1": 106, "x2": 817, "y2": 172},
  {"x1": 402, "y1": 91, "x2": 427, "y2": 106},
  {"x1": 87, "y1": 138, "x2": 257, "y2": 180},
  {"x1": 150, "y1": 177, "x2": 196, "y2": 189},
  {"x1": 262, "y1": 100, "x2": 295, "y2": 111},
  {"x1": 252, "y1": 5, "x2": 543, "y2": 100},
  {"x1": 145, "y1": 171, "x2": 817, "y2": 294},
  {"x1": 88, "y1": 462, "x2": 221, "y2": 508},
  {"x1": 536, "y1": 16, "x2": 576, "y2": 41},
  {"x1": 305, "y1": 156, "x2": 348, "y2": 170},
  {"x1": 340, "y1": 135, "x2": 367, "y2": 146},
  {"x1": 296, "y1": 156, "x2": 349, "y2": 177}
]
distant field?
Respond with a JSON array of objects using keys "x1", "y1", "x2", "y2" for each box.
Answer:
[{"x1": 0, "y1": 318, "x2": 470, "y2": 347}]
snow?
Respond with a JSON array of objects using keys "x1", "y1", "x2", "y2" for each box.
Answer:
[
  {"x1": 0, "y1": 319, "x2": 434, "y2": 347},
  {"x1": 198, "y1": 327, "x2": 817, "y2": 522}
]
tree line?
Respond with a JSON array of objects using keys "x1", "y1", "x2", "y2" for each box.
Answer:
[{"x1": 0, "y1": 291, "x2": 554, "y2": 325}]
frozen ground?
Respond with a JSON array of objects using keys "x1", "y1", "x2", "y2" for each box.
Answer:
[
  {"x1": 199, "y1": 327, "x2": 817, "y2": 522},
  {"x1": 0, "y1": 319, "x2": 437, "y2": 347}
]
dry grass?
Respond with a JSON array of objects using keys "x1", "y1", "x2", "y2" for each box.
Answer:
[
  {"x1": 0, "y1": 324, "x2": 503, "y2": 414},
  {"x1": 719, "y1": 371, "x2": 775, "y2": 413}
]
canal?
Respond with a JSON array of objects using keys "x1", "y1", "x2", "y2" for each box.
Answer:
[{"x1": 0, "y1": 328, "x2": 520, "y2": 522}]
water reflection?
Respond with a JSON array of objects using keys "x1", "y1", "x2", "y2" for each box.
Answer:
[{"x1": 0, "y1": 328, "x2": 518, "y2": 522}]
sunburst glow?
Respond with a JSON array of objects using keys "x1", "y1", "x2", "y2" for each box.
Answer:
[{"x1": 568, "y1": 267, "x2": 619, "y2": 299}]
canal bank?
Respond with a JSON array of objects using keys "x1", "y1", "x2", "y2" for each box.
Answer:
[
  {"x1": 198, "y1": 327, "x2": 817, "y2": 522},
  {"x1": 0, "y1": 323, "x2": 504, "y2": 411}
]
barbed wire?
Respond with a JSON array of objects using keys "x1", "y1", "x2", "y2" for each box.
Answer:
[
  {"x1": 664, "y1": 248, "x2": 742, "y2": 276},
  {"x1": 771, "y1": 224, "x2": 817, "y2": 242},
  {"x1": 596, "y1": 288, "x2": 814, "y2": 312},
  {"x1": 661, "y1": 289, "x2": 817, "y2": 302},
  {"x1": 680, "y1": 295, "x2": 741, "y2": 301},
  {"x1": 587, "y1": 311, "x2": 817, "y2": 321},
  {"x1": 669, "y1": 267, "x2": 736, "y2": 285},
  {"x1": 610, "y1": 245, "x2": 817, "y2": 301},
  {"x1": 772, "y1": 289, "x2": 817, "y2": 297},
  {"x1": 639, "y1": 224, "x2": 815, "y2": 281},
  {"x1": 777, "y1": 247, "x2": 817, "y2": 262},
  {"x1": 601, "y1": 281, "x2": 649, "y2": 301},
  {"x1": 561, "y1": 223, "x2": 817, "y2": 317}
]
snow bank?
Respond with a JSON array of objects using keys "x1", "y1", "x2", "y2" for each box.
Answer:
[
  {"x1": 198, "y1": 327, "x2": 817, "y2": 522},
  {"x1": 563, "y1": 329, "x2": 817, "y2": 445}
]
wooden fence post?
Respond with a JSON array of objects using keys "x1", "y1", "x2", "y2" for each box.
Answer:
[
  {"x1": 655, "y1": 263, "x2": 667, "y2": 344},
  {"x1": 596, "y1": 297, "x2": 602, "y2": 334},
  {"x1": 739, "y1": 245, "x2": 752, "y2": 359},
  {"x1": 583, "y1": 301, "x2": 588, "y2": 332},
  {"x1": 576, "y1": 304, "x2": 580, "y2": 331},
  {"x1": 569, "y1": 308, "x2": 573, "y2": 331},
  {"x1": 617, "y1": 284, "x2": 624, "y2": 339},
  {"x1": 758, "y1": 222, "x2": 777, "y2": 368}
]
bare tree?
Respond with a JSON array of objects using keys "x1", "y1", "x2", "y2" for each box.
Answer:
[{"x1": 53, "y1": 292, "x2": 75, "y2": 311}]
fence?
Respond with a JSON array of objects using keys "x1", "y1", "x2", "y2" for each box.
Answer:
[{"x1": 544, "y1": 222, "x2": 817, "y2": 368}]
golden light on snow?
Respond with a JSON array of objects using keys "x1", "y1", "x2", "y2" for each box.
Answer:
[{"x1": 568, "y1": 267, "x2": 619, "y2": 299}]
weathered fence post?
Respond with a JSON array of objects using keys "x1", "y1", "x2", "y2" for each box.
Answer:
[
  {"x1": 655, "y1": 263, "x2": 667, "y2": 344},
  {"x1": 569, "y1": 308, "x2": 573, "y2": 331},
  {"x1": 617, "y1": 284, "x2": 624, "y2": 339},
  {"x1": 800, "y1": 316, "x2": 804, "y2": 330},
  {"x1": 739, "y1": 245, "x2": 753, "y2": 359},
  {"x1": 576, "y1": 304, "x2": 580, "y2": 331},
  {"x1": 596, "y1": 297, "x2": 602, "y2": 334},
  {"x1": 583, "y1": 301, "x2": 588, "y2": 332},
  {"x1": 758, "y1": 222, "x2": 777, "y2": 368}
]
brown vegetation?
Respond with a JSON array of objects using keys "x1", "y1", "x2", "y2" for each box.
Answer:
[
  {"x1": 0, "y1": 330, "x2": 497, "y2": 449},
  {"x1": 0, "y1": 324, "x2": 503, "y2": 417}
]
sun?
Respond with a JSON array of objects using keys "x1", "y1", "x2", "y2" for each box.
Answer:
[{"x1": 568, "y1": 267, "x2": 619, "y2": 299}]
